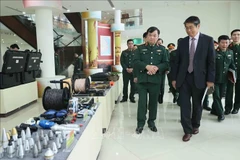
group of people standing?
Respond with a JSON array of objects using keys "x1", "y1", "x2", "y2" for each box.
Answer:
[{"x1": 120, "y1": 15, "x2": 240, "y2": 142}]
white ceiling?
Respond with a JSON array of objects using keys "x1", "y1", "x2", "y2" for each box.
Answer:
[{"x1": 0, "y1": 0, "x2": 233, "y2": 16}]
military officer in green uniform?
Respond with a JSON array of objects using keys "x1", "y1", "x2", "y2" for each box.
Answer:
[
  {"x1": 157, "y1": 38, "x2": 168, "y2": 103},
  {"x1": 225, "y1": 29, "x2": 240, "y2": 114},
  {"x1": 120, "y1": 39, "x2": 136, "y2": 103},
  {"x1": 134, "y1": 27, "x2": 169, "y2": 134},
  {"x1": 168, "y1": 41, "x2": 180, "y2": 104},
  {"x1": 211, "y1": 35, "x2": 235, "y2": 121}
]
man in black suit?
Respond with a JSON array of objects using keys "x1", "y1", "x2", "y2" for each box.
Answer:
[{"x1": 172, "y1": 16, "x2": 215, "y2": 142}]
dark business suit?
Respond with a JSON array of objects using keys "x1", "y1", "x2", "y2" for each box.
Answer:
[{"x1": 172, "y1": 33, "x2": 215, "y2": 134}]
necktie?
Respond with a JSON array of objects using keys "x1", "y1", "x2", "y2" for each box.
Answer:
[{"x1": 188, "y1": 38, "x2": 195, "y2": 73}]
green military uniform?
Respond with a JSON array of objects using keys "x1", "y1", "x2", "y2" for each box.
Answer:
[
  {"x1": 55, "y1": 54, "x2": 60, "y2": 75},
  {"x1": 120, "y1": 49, "x2": 135, "y2": 101},
  {"x1": 73, "y1": 57, "x2": 83, "y2": 74},
  {"x1": 225, "y1": 43, "x2": 240, "y2": 114},
  {"x1": 134, "y1": 43, "x2": 169, "y2": 128},
  {"x1": 158, "y1": 49, "x2": 169, "y2": 103},
  {"x1": 211, "y1": 48, "x2": 235, "y2": 118},
  {"x1": 168, "y1": 50, "x2": 179, "y2": 103}
]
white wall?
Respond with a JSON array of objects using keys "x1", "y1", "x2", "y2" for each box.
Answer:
[{"x1": 121, "y1": 1, "x2": 240, "y2": 48}]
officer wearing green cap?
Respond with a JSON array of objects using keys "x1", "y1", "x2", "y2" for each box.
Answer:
[
  {"x1": 157, "y1": 38, "x2": 168, "y2": 103},
  {"x1": 211, "y1": 35, "x2": 235, "y2": 121},
  {"x1": 225, "y1": 29, "x2": 240, "y2": 114},
  {"x1": 134, "y1": 26, "x2": 169, "y2": 134},
  {"x1": 120, "y1": 39, "x2": 136, "y2": 103}
]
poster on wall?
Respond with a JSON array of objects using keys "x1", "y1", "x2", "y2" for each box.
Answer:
[{"x1": 100, "y1": 35, "x2": 111, "y2": 56}]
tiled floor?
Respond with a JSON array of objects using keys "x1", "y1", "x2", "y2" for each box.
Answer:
[
  {"x1": 1, "y1": 86, "x2": 240, "y2": 160},
  {"x1": 97, "y1": 88, "x2": 240, "y2": 160},
  {"x1": 0, "y1": 99, "x2": 45, "y2": 135}
]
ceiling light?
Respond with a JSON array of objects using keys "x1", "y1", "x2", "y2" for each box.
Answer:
[
  {"x1": 112, "y1": 7, "x2": 115, "y2": 10},
  {"x1": 14, "y1": 34, "x2": 16, "y2": 36},
  {"x1": 67, "y1": 9, "x2": 70, "y2": 12},
  {"x1": 22, "y1": 12, "x2": 26, "y2": 14},
  {"x1": 16, "y1": 41, "x2": 18, "y2": 42}
]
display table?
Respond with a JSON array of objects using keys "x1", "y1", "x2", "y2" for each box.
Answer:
[{"x1": 0, "y1": 81, "x2": 38, "y2": 117}]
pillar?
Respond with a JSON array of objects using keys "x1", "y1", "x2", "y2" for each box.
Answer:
[
  {"x1": 87, "y1": 19, "x2": 98, "y2": 69},
  {"x1": 23, "y1": 0, "x2": 65, "y2": 97},
  {"x1": 111, "y1": 10, "x2": 125, "y2": 72},
  {"x1": 81, "y1": 11, "x2": 103, "y2": 75},
  {"x1": 35, "y1": 8, "x2": 55, "y2": 77}
]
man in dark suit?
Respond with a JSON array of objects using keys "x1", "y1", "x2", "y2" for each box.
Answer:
[{"x1": 172, "y1": 16, "x2": 215, "y2": 142}]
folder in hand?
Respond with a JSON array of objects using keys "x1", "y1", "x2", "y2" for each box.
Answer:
[
  {"x1": 201, "y1": 86, "x2": 214, "y2": 107},
  {"x1": 228, "y1": 69, "x2": 236, "y2": 83}
]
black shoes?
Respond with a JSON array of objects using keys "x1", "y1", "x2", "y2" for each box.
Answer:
[
  {"x1": 203, "y1": 106, "x2": 211, "y2": 111},
  {"x1": 136, "y1": 127, "x2": 143, "y2": 134},
  {"x1": 148, "y1": 125, "x2": 157, "y2": 132},
  {"x1": 224, "y1": 110, "x2": 231, "y2": 115},
  {"x1": 130, "y1": 99, "x2": 136, "y2": 103},
  {"x1": 120, "y1": 99, "x2": 136, "y2": 103},
  {"x1": 231, "y1": 109, "x2": 239, "y2": 114},
  {"x1": 120, "y1": 99, "x2": 127, "y2": 103},
  {"x1": 158, "y1": 95, "x2": 163, "y2": 104},
  {"x1": 218, "y1": 115, "x2": 225, "y2": 122}
]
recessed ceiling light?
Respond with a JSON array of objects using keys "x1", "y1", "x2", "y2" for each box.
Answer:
[
  {"x1": 112, "y1": 7, "x2": 115, "y2": 10},
  {"x1": 14, "y1": 34, "x2": 16, "y2": 36},
  {"x1": 22, "y1": 12, "x2": 26, "y2": 14},
  {"x1": 67, "y1": 9, "x2": 70, "y2": 12}
]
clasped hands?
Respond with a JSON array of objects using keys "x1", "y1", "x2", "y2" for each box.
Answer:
[{"x1": 146, "y1": 65, "x2": 159, "y2": 75}]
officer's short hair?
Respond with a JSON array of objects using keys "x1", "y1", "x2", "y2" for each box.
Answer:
[
  {"x1": 143, "y1": 32, "x2": 147, "y2": 38},
  {"x1": 10, "y1": 43, "x2": 19, "y2": 50},
  {"x1": 231, "y1": 29, "x2": 240, "y2": 36},
  {"x1": 127, "y1": 39, "x2": 134, "y2": 44},
  {"x1": 167, "y1": 43, "x2": 175, "y2": 48},
  {"x1": 158, "y1": 38, "x2": 163, "y2": 43},
  {"x1": 146, "y1": 26, "x2": 160, "y2": 35},
  {"x1": 218, "y1": 35, "x2": 230, "y2": 43},
  {"x1": 184, "y1": 16, "x2": 200, "y2": 27}
]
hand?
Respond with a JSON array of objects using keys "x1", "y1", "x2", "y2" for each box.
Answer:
[
  {"x1": 134, "y1": 78, "x2": 138, "y2": 83},
  {"x1": 126, "y1": 68, "x2": 131, "y2": 73},
  {"x1": 172, "y1": 81, "x2": 176, "y2": 89},
  {"x1": 146, "y1": 65, "x2": 158, "y2": 75},
  {"x1": 128, "y1": 68, "x2": 133, "y2": 73},
  {"x1": 207, "y1": 82, "x2": 214, "y2": 88}
]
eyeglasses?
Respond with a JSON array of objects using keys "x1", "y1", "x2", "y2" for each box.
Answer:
[{"x1": 185, "y1": 26, "x2": 195, "y2": 31}]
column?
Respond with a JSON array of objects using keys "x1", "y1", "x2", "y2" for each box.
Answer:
[
  {"x1": 87, "y1": 19, "x2": 98, "y2": 69},
  {"x1": 111, "y1": 10, "x2": 125, "y2": 72},
  {"x1": 81, "y1": 11, "x2": 103, "y2": 75},
  {"x1": 23, "y1": 0, "x2": 65, "y2": 98},
  {"x1": 35, "y1": 8, "x2": 55, "y2": 77}
]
